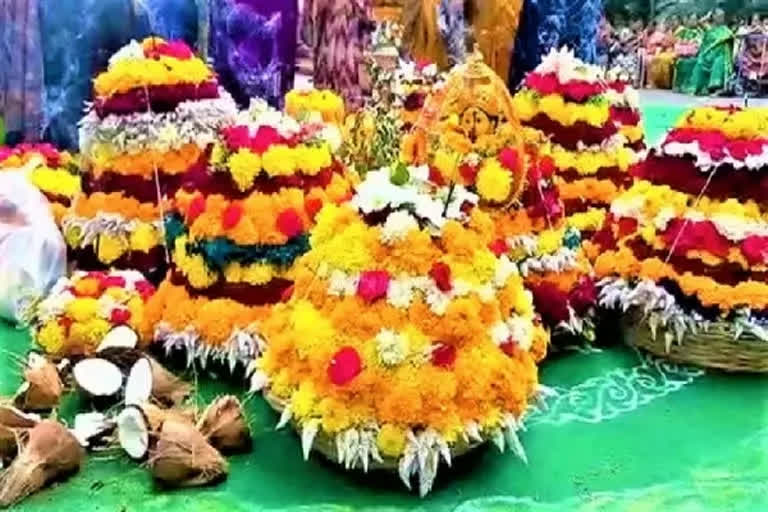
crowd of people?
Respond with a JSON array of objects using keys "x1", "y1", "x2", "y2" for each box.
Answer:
[{"x1": 601, "y1": 9, "x2": 768, "y2": 96}]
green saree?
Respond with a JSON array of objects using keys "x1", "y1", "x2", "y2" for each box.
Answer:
[
  {"x1": 673, "y1": 27, "x2": 703, "y2": 92},
  {"x1": 684, "y1": 25, "x2": 735, "y2": 95}
]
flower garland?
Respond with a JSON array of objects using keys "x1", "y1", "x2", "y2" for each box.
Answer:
[
  {"x1": 285, "y1": 89, "x2": 345, "y2": 125},
  {"x1": 0, "y1": 143, "x2": 69, "y2": 169},
  {"x1": 32, "y1": 270, "x2": 155, "y2": 356}
]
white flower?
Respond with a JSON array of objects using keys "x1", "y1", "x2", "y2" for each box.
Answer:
[
  {"x1": 409, "y1": 164, "x2": 430, "y2": 183},
  {"x1": 490, "y1": 322, "x2": 511, "y2": 345},
  {"x1": 477, "y1": 284, "x2": 495, "y2": 303},
  {"x1": 494, "y1": 255, "x2": 518, "y2": 288},
  {"x1": 380, "y1": 211, "x2": 419, "y2": 245},
  {"x1": 375, "y1": 329, "x2": 409, "y2": 366},
  {"x1": 108, "y1": 40, "x2": 144, "y2": 68},
  {"x1": 320, "y1": 125, "x2": 343, "y2": 153},
  {"x1": 508, "y1": 316, "x2": 534, "y2": 351},
  {"x1": 424, "y1": 283, "x2": 450, "y2": 316},
  {"x1": 328, "y1": 270, "x2": 358, "y2": 297},
  {"x1": 452, "y1": 279, "x2": 472, "y2": 297},
  {"x1": 387, "y1": 278, "x2": 416, "y2": 309}
]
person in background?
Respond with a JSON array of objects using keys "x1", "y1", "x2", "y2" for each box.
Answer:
[
  {"x1": 673, "y1": 13, "x2": 704, "y2": 92},
  {"x1": 597, "y1": 14, "x2": 614, "y2": 68},
  {"x1": 303, "y1": 0, "x2": 374, "y2": 109},
  {"x1": 684, "y1": 9, "x2": 734, "y2": 95},
  {"x1": 401, "y1": 0, "x2": 450, "y2": 69},
  {"x1": 610, "y1": 18, "x2": 643, "y2": 86},
  {"x1": 646, "y1": 17, "x2": 677, "y2": 89},
  {"x1": 469, "y1": 0, "x2": 524, "y2": 81}
]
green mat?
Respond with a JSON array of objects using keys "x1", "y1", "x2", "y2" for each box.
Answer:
[{"x1": 1, "y1": 100, "x2": 766, "y2": 511}]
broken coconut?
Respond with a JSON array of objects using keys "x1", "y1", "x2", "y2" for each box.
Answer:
[
  {"x1": 0, "y1": 420, "x2": 83, "y2": 508},
  {"x1": 149, "y1": 419, "x2": 228, "y2": 488},
  {"x1": 71, "y1": 413, "x2": 115, "y2": 449},
  {"x1": 15, "y1": 353, "x2": 63, "y2": 411},
  {"x1": 124, "y1": 356, "x2": 191, "y2": 407},
  {"x1": 72, "y1": 358, "x2": 123, "y2": 399},
  {"x1": 97, "y1": 325, "x2": 138, "y2": 352},
  {"x1": 197, "y1": 396, "x2": 251, "y2": 454},
  {"x1": 117, "y1": 406, "x2": 150, "y2": 460}
]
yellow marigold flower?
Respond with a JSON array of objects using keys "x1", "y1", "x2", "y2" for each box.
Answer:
[
  {"x1": 29, "y1": 167, "x2": 81, "y2": 198},
  {"x1": 296, "y1": 145, "x2": 331, "y2": 176},
  {"x1": 210, "y1": 143, "x2": 227, "y2": 166},
  {"x1": 64, "y1": 225, "x2": 83, "y2": 248},
  {"x1": 539, "y1": 94, "x2": 566, "y2": 120},
  {"x1": 227, "y1": 148, "x2": 261, "y2": 192},
  {"x1": 318, "y1": 397, "x2": 352, "y2": 434},
  {"x1": 537, "y1": 229, "x2": 563, "y2": 256},
  {"x1": 73, "y1": 277, "x2": 101, "y2": 298},
  {"x1": 97, "y1": 234, "x2": 128, "y2": 264},
  {"x1": 476, "y1": 158, "x2": 511, "y2": 203},
  {"x1": 292, "y1": 301, "x2": 335, "y2": 358},
  {"x1": 511, "y1": 91, "x2": 536, "y2": 121},
  {"x1": 241, "y1": 264, "x2": 274, "y2": 285},
  {"x1": 70, "y1": 318, "x2": 111, "y2": 349},
  {"x1": 182, "y1": 254, "x2": 218, "y2": 289},
  {"x1": 376, "y1": 424, "x2": 407, "y2": 458},
  {"x1": 433, "y1": 149, "x2": 458, "y2": 181},
  {"x1": 514, "y1": 287, "x2": 534, "y2": 317},
  {"x1": 291, "y1": 382, "x2": 317, "y2": 419},
  {"x1": 66, "y1": 298, "x2": 100, "y2": 322},
  {"x1": 129, "y1": 223, "x2": 160, "y2": 252},
  {"x1": 37, "y1": 322, "x2": 66, "y2": 354},
  {"x1": 583, "y1": 103, "x2": 609, "y2": 126},
  {"x1": 262, "y1": 144, "x2": 296, "y2": 176}
]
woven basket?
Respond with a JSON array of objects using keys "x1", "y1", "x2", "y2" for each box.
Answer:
[
  {"x1": 622, "y1": 314, "x2": 768, "y2": 373},
  {"x1": 264, "y1": 391, "x2": 483, "y2": 472}
]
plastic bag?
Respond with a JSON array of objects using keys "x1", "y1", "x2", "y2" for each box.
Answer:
[{"x1": 0, "y1": 173, "x2": 66, "y2": 323}]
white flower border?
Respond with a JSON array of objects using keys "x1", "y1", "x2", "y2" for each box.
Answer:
[{"x1": 661, "y1": 139, "x2": 768, "y2": 171}]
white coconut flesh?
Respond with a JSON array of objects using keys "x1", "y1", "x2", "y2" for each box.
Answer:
[
  {"x1": 72, "y1": 412, "x2": 114, "y2": 448},
  {"x1": 98, "y1": 325, "x2": 139, "y2": 352},
  {"x1": 73, "y1": 358, "x2": 123, "y2": 397},
  {"x1": 125, "y1": 358, "x2": 153, "y2": 406},
  {"x1": 117, "y1": 406, "x2": 150, "y2": 459},
  {"x1": 26, "y1": 352, "x2": 48, "y2": 371}
]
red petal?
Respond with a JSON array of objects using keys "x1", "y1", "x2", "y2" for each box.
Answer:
[
  {"x1": 328, "y1": 347, "x2": 362, "y2": 386},
  {"x1": 429, "y1": 262, "x2": 453, "y2": 292},
  {"x1": 276, "y1": 208, "x2": 305, "y2": 238},
  {"x1": 431, "y1": 343, "x2": 457, "y2": 368},
  {"x1": 187, "y1": 195, "x2": 206, "y2": 223},
  {"x1": 221, "y1": 203, "x2": 243, "y2": 230}
]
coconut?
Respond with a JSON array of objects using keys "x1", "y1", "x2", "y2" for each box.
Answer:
[
  {"x1": 146, "y1": 358, "x2": 191, "y2": 406},
  {"x1": 149, "y1": 419, "x2": 228, "y2": 488},
  {"x1": 71, "y1": 413, "x2": 115, "y2": 449},
  {"x1": 141, "y1": 404, "x2": 195, "y2": 432},
  {"x1": 97, "y1": 325, "x2": 138, "y2": 352},
  {"x1": 72, "y1": 358, "x2": 123, "y2": 398},
  {"x1": 95, "y1": 347, "x2": 145, "y2": 373},
  {"x1": 125, "y1": 358, "x2": 153, "y2": 406},
  {"x1": 0, "y1": 420, "x2": 83, "y2": 507},
  {"x1": 14, "y1": 353, "x2": 63, "y2": 411},
  {"x1": 116, "y1": 406, "x2": 150, "y2": 460},
  {"x1": 197, "y1": 396, "x2": 251, "y2": 454},
  {"x1": 0, "y1": 406, "x2": 39, "y2": 429},
  {"x1": 0, "y1": 425, "x2": 19, "y2": 463}
]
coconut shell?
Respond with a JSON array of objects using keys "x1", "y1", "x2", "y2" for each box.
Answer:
[
  {"x1": 0, "y1": 420, "x2": 83, "y2": 507},
  {"x1": 197, "y1": 396, "x2": 251, "y2": 454},
  {"x1": 96, "y1": 347, "x2": 145, "y2": 373},
  {"x1": 0, "y1": 406, "x2": 39, "y2": 429},
  {"x1": 149, "y1": 419, "x2": 228, "y2": 488},
  {"x1": 142, "y1": 404, "x2": 195, "y2": 433},
  {"x1": 0, "y1": 425, "x2": 19, "y2": 462},
  {"x1": 15, "y1": 356, "x2": 63, "y2": 411},
  {"x1": 147, "y1": 358, "x2": 191, "y2": 406}
]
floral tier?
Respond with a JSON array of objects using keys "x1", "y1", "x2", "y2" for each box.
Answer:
[
  {"x1": 399, "y1": 50, "x2": 598, "y2": 341},
  {"x1": 32, "y1": 270, "x2": 155, "y2": 357},
  {"x1": 512, "y1": 48, "x2": 642, "y2": 238},
  {"x1": 64, "y1": 37, "x2": 237, "y2": 278},
  {"x1": 0, "y1": 143, "x2": 81, "y2": 223},
  {"x1": 146, "y1": 99, "x2": 352, "y2": 370},
  {"x1": 594, "y1": 106, "x2": 768, "y2": 360},
  {"x1": 253, "y1": 165, "x2": 547, "y2": 495}
]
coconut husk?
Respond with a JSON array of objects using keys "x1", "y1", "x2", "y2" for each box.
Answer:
[
  {"x1": 149, "y1": 419, "x2": 228, "y2": 488},
  {"x1": 15, "y1": 354, "x2": 63, "y2": 411},
  {"x1": 0, "y1": 406, "x2": 39, "y2": 430},
  {"x1": 146, "y1": 358, "x2": 191, "y2": 406},
  {"x1": 142, "y1": 404, "x2": 195, "y2": 432},
  {"x1": 0, "y1": 425, "x2": 20, "y2": 463},
  {"x1": 0, "y1": 420, "x2": 83, "y2": 507},
  {"x1": 197, "y1": 396, "x2": 251, "y2": 454}
]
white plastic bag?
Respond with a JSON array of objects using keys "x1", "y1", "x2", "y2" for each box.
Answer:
[{"x1": 0, "y1": 173, "x2": 66, "y2": 323}]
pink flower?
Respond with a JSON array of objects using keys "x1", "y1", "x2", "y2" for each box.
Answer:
[
  {"x1": 110, "y1": 309, "x2": 132, "y2": 325},
  {"x1": 221, "y1": 203, "x2": 243, "y2": 230},
  {"x1": 134, "y1": 280, "x2": 156, "y2": 302},
  {"x1": 525, "y1": 72, "x2": 559, "y2": 95},
  {"x1": 251, "y1": 125, "x2": 283, "y2": 154},
  {"x1": 102, "y1": 275, "x2": 126, "y2": 289},
  {"x1": 741, "y1": 236, "x2": 768, "y2": 265},
  {"x1": 488, "y1": 238, "x2": 508, "y2": 257},
  {"x1": 499, "y1": 147, "x2": 519, "y2": 172},
  {"x1": 276, "y1": 208, "x2": 304, "y2": 238},
  {"x1": 328, "y1": 347, "x2": 362, "y2": 386},
  {"x1": 568, "y1": 277, "x2": 598, "y2": 315},
  {"x1": 146, "y1": 40, "x2": 194, "y2": 60},
  {"x1": 222, "y1": 125, "x2": 251, "y2": 151},
  {"x1": 357, "y1": 270, "x2": 390, "y2": 303}
]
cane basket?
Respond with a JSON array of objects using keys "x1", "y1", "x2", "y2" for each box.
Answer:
[
  {"x1": 264, "y1": 391, "x2": 483, "y2": 472},
  {"x1": 622, "y1": 314, "x2": 768, "y2": 373}
]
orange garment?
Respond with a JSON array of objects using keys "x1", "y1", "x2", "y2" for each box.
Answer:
[
  {"x1": 401, "y1": 0, "x2": 449, "y2": 69},
  {"x1": 471, "y1": 0, "x2": 523, "y2": 80}
]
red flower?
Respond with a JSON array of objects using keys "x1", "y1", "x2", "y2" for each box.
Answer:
[
  {"x1": 530, "y1": 282, "x2": 570, "y2": 326},
  {"x1": 102, "y1": 276, "x2": 126, "y2": 289},
  {"x1": 415, "y1": 58, "x2": 431, "y2": 71},
  {"x1": 488, "y1": 238, "x2": 508, "y2": 257},
  {"x1": 431, "y1": 343, "x2": 457, "y2": 368},
  {"x1": 428, "y1": 166, "x2": 446, "y2": 186},
  {"x1": 221, "y1": 203, "x2": 243, "y2": 229},
  {"x1": 562, "y1": 80, "x2": 601, "y2": 102},
  {"x1": 280, "y1": 284, "x2": 295, "y2": 302},
  {"x1": 222, "y1": 125, "x2": 250, "y2": 150},
  {"x1": 357, "y1": 270, "x2": 390, "y2": 303},
  {"x1": 145, "y1": 40, "x2": 194, "y2": 60},
  {"x1": 617, "y1": 217, "x2": 638, "y2": 238},
  {"x1": 328, "y1": 347, "x2": 362, "y2": 386},
  {"x1": 459, "y1": 163, "x2": 478, "y2": 184},
  {"x1": 661, "y1": 219, "x2": 731, "y2": 257},
  {"x1": 568, "y1": 277, "x2": 598, "y2": 315},
  {"x1": 276, "y1": 208, "x2": 304, "y2": 238},
  {"x1": 404, "y1": 92, "x2": 426, "y2": 112},
  {"x1": 538, "y1": 156, "x2": 556, "y2": 179},
  {"x1": 187, "y1": 195, "x2": 206, "y2": 223},
  {"x1": 525, "y1": 72, "x2": 559, "y2": 95},
  {"x1": 110, "y1": 308, "x2": 132, "y2": 325},
  {"x1": 741, "y1": 235, "x2": 768, "y2": 265},
  {"x1": 134, "y1": 280, "x2": 156, "y2": 301},
  {"x1": 59, "y1": 317, "x2": 73, "y2": 333},
  {"x1": 499, "y1": 147, "x2": 519, "y2": 172},
  {"x1": 429, "y1": 262, "x2": 453, "y2": 292},
  {"x1": 304, "y1": 197, "x2": 323, "y2": 220},
  {"x1": 499, "y1": 338, "x2": 520, "y2": 358},
  {"x1": 251, "y1": 125, "x2": 283, "y2": 154}
]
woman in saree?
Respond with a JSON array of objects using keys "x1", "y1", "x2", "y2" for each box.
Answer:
[
  {"x1": 646, "y1": 18, "x2": 677, "y2": 89},
  {"x1": 673, "y1": 14, "x2": 703, "y2": 93},
  {"x1": 469, "y1": 0, "x2": 524, "y2": 81},
  {"x1": 684, "y1": 10, "x2": 735, "y2": 96},
  {"x1": 401, "y1": 0, "x2": 450, "y2": 69}
]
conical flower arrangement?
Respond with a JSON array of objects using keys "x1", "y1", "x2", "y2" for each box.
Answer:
[
  {"x1": 254, "y1": 162, "x2": 547, "y2": 495},
  {"x1": 64, "y1": 37, "x2": 237, "y2": 279},
  {"x1": 146, "y1": 99, "x2": 353, "y2": 369},
  {"x1": 595, "y1": 105, "x2": 768, "y2": 372},
  {"x1": 512, "y1": 48, "x2": 642, "y2": 239}
]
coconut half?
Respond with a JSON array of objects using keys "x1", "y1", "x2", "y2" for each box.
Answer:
[
  {"x1": 125, "y1": 358, "x2": 153, "y2": 406},
  {"x1": 15, "y1": 353, "x2": 63, "y2": 411},
  {"x1": 97, "y1": 325, "x2": 139, "y2": 352},
  {"x1": 0, "y1": 406, "x2": 40, "y2": 429},
  {"x1": 71, "y1": 413, "x2": 115, "y2": 448},
  {"x1": 117, "y1": 406, "x2": 150, "y2": 460},
  {"x1": 73, "y1": 359, "x2": 123, "y2": 398}
]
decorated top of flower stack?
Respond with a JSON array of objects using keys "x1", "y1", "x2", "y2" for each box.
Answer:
[
  {"x1": 285, "y1": 89, "x2": 346, "y2": 126},
  {"x1": 147, "y1": 100, "x2": 353, "y2": 368},
  {"x1": 604, "y1": 73, "x2": 645, "y2": 152},
  {"x1": 254, "y1": 163, "x2": 547, "y2": 495},
  {"x1": 595, "y1": 105, "x2": 768, "y2": 341}
]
